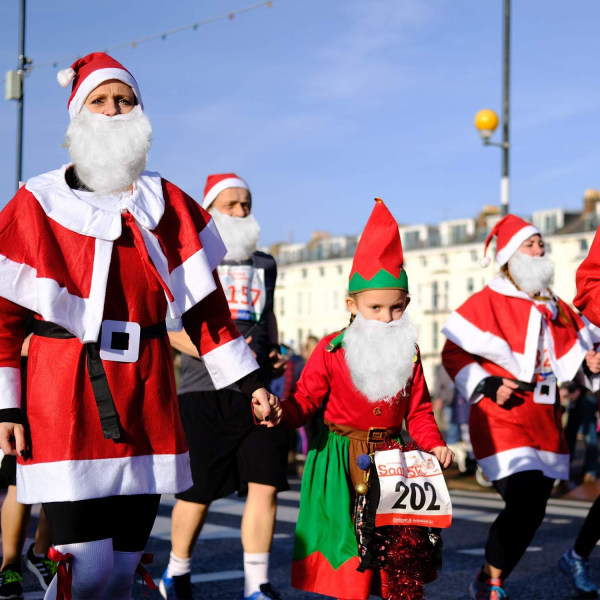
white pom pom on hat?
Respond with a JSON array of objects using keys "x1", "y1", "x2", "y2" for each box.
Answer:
[
  {"x1": 57, "y1": 68, "x2": 75, "y2": 88},
  {"x1": 479, "y1": 256, "x2": 491, "y2": 268}
]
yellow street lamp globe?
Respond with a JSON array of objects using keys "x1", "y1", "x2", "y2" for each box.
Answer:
[{"x1": 474, "y1": 109, "x2": 499, "y2": 140}]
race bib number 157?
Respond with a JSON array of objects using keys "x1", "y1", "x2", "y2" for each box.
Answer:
[{"x1": 375, "y1": 448, "x2": 452, "y2": 528}]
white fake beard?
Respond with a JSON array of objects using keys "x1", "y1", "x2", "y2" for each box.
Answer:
[
  {"x1": 210, "y1": 210, "x2": 261, "y2": 261},
  {"x1": 343, "y1": 311, "x2": 419, "y2": 402},
  {"x1": 508, "y1": 251, "x2": 555, "y2": 293},
  {"x1": 65, "y1": 105, "x2": 152, "y2": 194}
]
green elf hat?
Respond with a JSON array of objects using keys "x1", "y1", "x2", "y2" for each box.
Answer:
[{"x1": 348, "y1": 198, "x2": 408, "y2": 294}]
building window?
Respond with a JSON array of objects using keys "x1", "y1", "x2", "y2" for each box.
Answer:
[
  {"x1": 280, "y1": 296, "x2": 285, "y2": 317},
  {"x1": 432, "y1": 281, "x2": 439, "y2": 311},
  {"x1": 319, "y1": 267, "x2": 325, "y2": 277},
  {"x1": 467, "y1": 277, "x2": 474, "y2": 293},
  {"x1": 470, "y1": 250, "x2": 478, "y2": 263},
  {"x1": 580, "y1": 238, "x2": 589, "y2": 253},
  {"x1": 545, "y1": 243, "x2": 552, "y2": 254},
  {"x1": 302, "y1": 268, "x2": 307, "y2": 278},
  {"x1": 337, "y1": 265, "x2": 343, "y2": 274},
  {"x1": 441, "y1": 253, "x2": 448, "y2": 265},
  {"x1": 444, "y1": 281, "x2": 449, "y2": 310},
  {"x1": 420, "y1": 256, "x2": 427, "y2": 267},
  {"x1": 432, "y1": 321, "x2": 439, "y2": 351}
]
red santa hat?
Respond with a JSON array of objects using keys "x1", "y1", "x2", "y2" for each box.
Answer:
[
  {"x1": 348, "y1": 198, "x2": 408, "y2": 293},
  {"x1": 57, "y1": 52, "x2": 143, "y2": 120},
  {"x1": 203, "y1": 173, "x2": 250, "y2": 210},
  {"x1": 480, "y1": 214, "x2": 540, "y2": 268}
]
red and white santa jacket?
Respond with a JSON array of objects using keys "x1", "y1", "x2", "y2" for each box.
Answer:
[
  {"x1": 0, "y1": 165, "x2": 259, "y2": 503},
  {"x1": 442, "y1": 275, "x2": 599, "y2": 482}
]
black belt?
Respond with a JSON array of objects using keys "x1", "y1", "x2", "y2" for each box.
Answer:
[{"x1": 33, "y1": 320, "x2": 167, "y2": 441}]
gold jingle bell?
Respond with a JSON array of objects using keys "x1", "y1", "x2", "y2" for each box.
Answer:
[{"x1": 355, "y1": 481, "x2": 369, "y2": 495}]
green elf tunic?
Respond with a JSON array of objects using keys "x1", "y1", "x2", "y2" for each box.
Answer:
[{"x1": 281, "y1": 331, "x2": 445, "y2": 600}]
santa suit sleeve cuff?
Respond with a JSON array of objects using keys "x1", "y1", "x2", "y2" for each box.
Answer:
[
  {"x1": 202, "y1": 335, "x2": 260, "y2": 389},
  {"x1": 454, "y1": 362, "x2": 491, "y2": 404}
]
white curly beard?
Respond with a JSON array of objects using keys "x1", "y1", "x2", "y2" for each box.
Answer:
[
  {"x1": 210, "y1": 209, "x2": 261, "y2": 261},
  {"x1": 65, "y1": 105, "x2": 152, "y2": 194},
  {"x1": 508, "y1": 251, "x2": 555, "y2": 293},
  {"x1": 343, "y1": 311, "x2": 419, "y2": 402}
]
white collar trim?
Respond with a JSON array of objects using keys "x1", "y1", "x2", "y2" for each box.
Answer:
[{"x1": 25, "y1": 165, "x2": 165, "y2": 240}]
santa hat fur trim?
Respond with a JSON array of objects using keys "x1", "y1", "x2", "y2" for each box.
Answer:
[
  {"x1": 203, "y1": 173, "x2": 249, "y2": 210},
  {"x1": 481, "y1": 214, "x2": 540, "y2": 267},
  {"x1": 57, "y1": 52, "x2": 143, "y2": 120}
]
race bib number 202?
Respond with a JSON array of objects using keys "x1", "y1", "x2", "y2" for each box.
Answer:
[{"x1": 375, "y1": 448, "x2": 452, "y2": 528}]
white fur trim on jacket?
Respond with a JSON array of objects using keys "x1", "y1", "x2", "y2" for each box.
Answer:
[
  {"x1": 477, "y1": 446, "x2": 569, "y2": 483},
  {"x1": 16, "y1": 452, "x2": 192, "y2": 504},
  {"x1": 0, "y1": 368, "x2": 21, "y2": 411},
  {"x1": 201, "y1": 335, "x2": 259, "y2": 389}
]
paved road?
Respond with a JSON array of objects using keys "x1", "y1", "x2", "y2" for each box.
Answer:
[{"x1": 10, "y1": 475, "x2": 600, "y2": 599}]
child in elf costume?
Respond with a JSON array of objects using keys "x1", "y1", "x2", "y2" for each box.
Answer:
[{"x1": 263, "y1": 199, "x2": 453, "y2": 600}]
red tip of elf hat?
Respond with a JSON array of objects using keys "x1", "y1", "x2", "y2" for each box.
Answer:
[
  {"x1": 481, "y1": 214, "x2": 540, "y2": 268},
  {"x1": 57, "y1": 52, "x2": 143, "y2": 120},
  {"x1": 202, "y1": 173, "x2": 250, "y2": 210},
  {"x1": 348, "y1": 198, "x2": 408, "y2": 293}
]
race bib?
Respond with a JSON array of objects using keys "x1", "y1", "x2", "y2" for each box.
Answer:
[
  {"x1": 375, "y1": 448, "x2": 452, "y2": 528},
  {"x1": 218, "y1": 265, "x2": 266, "y2": 322},
  {"x1": 533, "y1": 375, "x2": 556, "y2": 404}
]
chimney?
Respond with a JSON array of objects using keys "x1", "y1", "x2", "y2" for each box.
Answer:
[{"x1": 583, "y1": 189, "x2": 600, "y2": 214}]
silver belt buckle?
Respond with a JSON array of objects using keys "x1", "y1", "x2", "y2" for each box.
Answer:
[{"x1": 99, "y1": 320, "x2": 141, "y2": 363}]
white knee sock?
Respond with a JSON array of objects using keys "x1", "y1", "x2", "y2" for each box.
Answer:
[
  {"x1": 100, "y1": 550, "x2": 143, "y2": 600},
  {"x1": 243, "y1": 552, "x2": 269, "y2": 597},
  {"x1": 44, "y1": 539, "x2": 113, "y2": 600},
  {"x1": 166, "y1": 551, "x2": 192, "y2": 577}
]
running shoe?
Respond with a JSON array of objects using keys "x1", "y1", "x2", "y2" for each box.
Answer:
[
  {"x1": 25, "y1": 543, "x2": 57, "y2": 590},
  {"x1": 559, "y1": 551, "x2": 598, "y2": 598},
  {"x1": 468, "y1": 575, "x2": 508, "y2": 600},
  {"x1": 240, "y1": 582, "x2": 283, "y2": 599},
  {"x1": 0, "y1": 564, "x2": 23, "y2": 600},
  {"x1": 158, "y1": 569, "x2": 193, "y2": 600}
]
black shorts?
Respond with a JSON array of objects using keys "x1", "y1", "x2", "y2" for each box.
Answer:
[
  {"x1": 43, "y1": 494, "x2": 160, "y2": 551},
  {"x1": 0, "y1": 454, "x2": 16, "y2": 487},
  {"x1": 175, "y1": 389, "x2": 289, "y2": 504}
]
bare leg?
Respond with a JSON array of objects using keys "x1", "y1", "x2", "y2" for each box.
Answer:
[
  {"x1": 170, "y1": 499, "x2": 210, "y2": 559},
  {"x1": 241, "y1": 483, "x2": 277, "y2": 553},
  {"x1": 33, "y1": 506, "x2": 52, "y2": 556},
  {"x1": 1, "y1": 485, "x2": 31, "y2": 568}
]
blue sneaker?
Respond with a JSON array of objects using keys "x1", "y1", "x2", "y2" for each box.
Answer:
[
  {"x1": 559, "y1": 551, "x2": 598, "y2": 599},
  {"x1": 240, "y1": 582, "x2": 283, "y2": 600},
  {"x1": 158, "y1": 569, "x2": 193, "y2": 600}
]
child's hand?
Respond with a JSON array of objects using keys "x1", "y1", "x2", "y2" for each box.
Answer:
[
  {"x1": 431, "y1": 445, "x2": 454, "y2": 469},
  {"x1": 252, "y1": 388, "x2": 282, "y2": 426}
]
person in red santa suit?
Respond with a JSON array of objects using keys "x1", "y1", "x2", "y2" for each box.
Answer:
[
  {"x1": 442, "y1": 214, "x2": 600, "y2": 600},
  {"x1": 0, "y1": 52, "x2": 280, "y2": 600},
  {"x1": 254, "y1": 199, "x2": 453, "y2": 600}
]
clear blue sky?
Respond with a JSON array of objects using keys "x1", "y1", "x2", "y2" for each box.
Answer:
[{"x1": 1, "y1": 0, "x2": 599, "y2": 246}]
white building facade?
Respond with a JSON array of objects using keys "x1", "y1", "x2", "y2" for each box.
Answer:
[{"x1": 271, "y1": 192, "x2": 600, "y2": 390}]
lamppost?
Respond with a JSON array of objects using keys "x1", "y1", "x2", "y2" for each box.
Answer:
[
  {"x1": 474, "y1": 0, "x2": 510, "y2": 217},
  {"x1": 4, "y1": 0, "x2": 31, "y2": 192}
]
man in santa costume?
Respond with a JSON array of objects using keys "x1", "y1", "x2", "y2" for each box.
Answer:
[
  {"x1": 160, "y1": 174, "x2": 288, "y2": 600},
  {"x1": 442, "y1": 214, "x2": 600, "y2": 600},
  {"x1": 0, "y1": 52, "x2": 279, "y2": 600},
  {"x1": 259, "y1": 199, "x2": 452, "y2": 600}
]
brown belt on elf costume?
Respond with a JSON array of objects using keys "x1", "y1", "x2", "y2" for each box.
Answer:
[
  {"x1": 324, "y1": 419, "x2": 404, "y2": 493},
  {"x1": 33, "y1": 319, "x2": 167, "y2": 441}
]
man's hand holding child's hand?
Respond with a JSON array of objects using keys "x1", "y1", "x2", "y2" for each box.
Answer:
[{"x1": 251, "y1": 388, "x2": 282, "y2": 426}]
